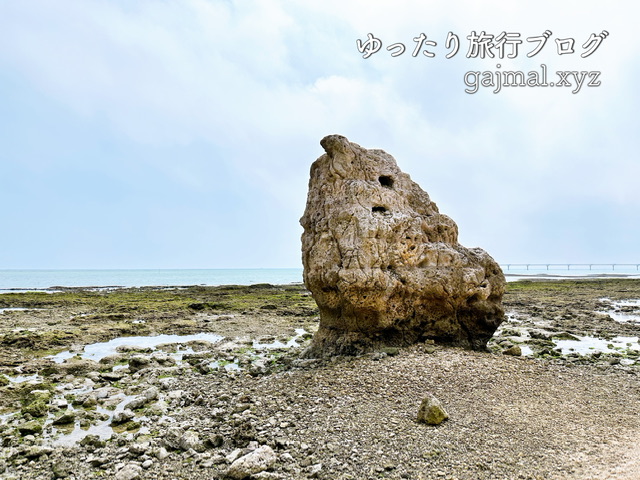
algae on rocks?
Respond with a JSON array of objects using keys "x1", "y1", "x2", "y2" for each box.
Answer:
[{"x1": 301, "y1": 135, "x2": 505, "y2": 357}]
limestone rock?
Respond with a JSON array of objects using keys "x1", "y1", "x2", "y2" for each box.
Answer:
[
  {"x1": 115, "y1": 463, "x2": 142, "y2": 480},
  {"x1": 417, "y1": 395, "x2": 449, "y2": 425},
  {"x1": 300, "y1": 135, "x2": 505, "y2": 357},
  {"x1": 111, "y1": 409, "x2": 135, "y2": 425},
  {"x1": 226, "y1": 445, "x2": 277, "y2": 479}
]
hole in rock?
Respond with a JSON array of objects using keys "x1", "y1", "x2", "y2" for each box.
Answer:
[
  {"x1": 379, "y1": 176, "x2": 394, "y2": 188},
  {"x1": 372, "y1": 206, "x2": 387, "y2": 214}
]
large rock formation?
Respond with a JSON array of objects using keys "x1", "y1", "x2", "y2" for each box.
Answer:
[{"x1": 300, "y1": 135, "x2": 505, "y2": 357}]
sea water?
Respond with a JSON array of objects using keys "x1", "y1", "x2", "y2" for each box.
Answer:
[
  {"x1": 0, "y1": 269, "x2": 304, "y2": 292},
  {"x1": 0, "y1": 265, "x2": 638, "y2": 291}
]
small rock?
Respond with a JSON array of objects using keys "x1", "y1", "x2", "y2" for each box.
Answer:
[
  {"x1": 253, "y1": 473, "x2": 285, "y2": 480},
  {"x1": 155, "y1": 447, "x2": 170, "y2": 460},
  {"x1": 226, "y1": 445, "x2": 277, "y2": 479},
  {"x1": 205, "y1": 433, "x2": 224, "y2": 448},
  {"x1": 161, "y1": 427, "x2": 184, "y2": 451},
  {"x1": 82, "y1": 395, "x2": 98, "y2": 408},
  {"x1": 141, "y1": 459, "x2": 153, "y2": 469},
  {"x1": 115, "y1": 463, "x2": 142, "y2": 480},
  {"x1": 145, "y1": 400, "x2": 169, "y2": 416},
  {"x1": 101, "y1": 371, "x2": 126, "y2": 382},
  {"x1": 27, "y1": 389, "x2": 53, "y2": 402},
  {"x1": 128, "y1": 355, "x2": 152, "y2": 373},
  {"x1": 17, "y1": 420, "x2": 43, "y2": 436},
  {"x1": 308, "y1": 463, "x2": 323, "y2": 478},
  {"x1": 128, "y1": 442, "x2": 150, "y2": 456},
  {"x1": 167, "y1": 390, "x2": 184, "y2": 400},
  {"x1": 79, "y1": 434, "x2": 107, "y2": 448},
  {"x1": 52, "y1": 411, "x2": 76, "y2": 426},
  {"x1": 179, "y1": 430, "x2": 205, "y2": 452},
  {"x1": 152, "y1": 354, "x2": 176, "y2": 366},
  {"x1": 23, "y1": 446, "x2": 53, "y2": 459},
  {"x1": 142, "y1": 386, "x2": 160, "y2": 402},
  {"x1": 52, "y1": 462, "x2": 72, "y2": 479},
  {"x1": 51, "y1": 398, "x2": 69, "y2": 409},
  {"x1": 58, "y1": 358, "x2": 101, "y2": 375},
  {"x1": 380, "y1": 347, "x2": 400, "y2": 356},
  {"x1": 117, "y1": 345, "x2": 153, "y2": 354},
  {"x1": 226, "y1": 448, "x2": 245, "y2": 464},
  {"x1": 157, "y1": 377, "x2": 177, "y2": 390},
  {"x1": 112, "y1": 409, "x2": 135, "y2": 425},
  {"x1": 124, "y1": 397, "x2": 147, "y2": 411},
  {"x1": 87, "y1": 456, "x2": 109, "y2": 467},
  {"x1": 417, "y1": 395, "x2": 449, "y2": 425},
  {"x1": 502, "y1": 345, "x2": 522, "y2": 356},
  {"x1": 553, "y1": 332, "x2": 581, "y2": 341},
  {"x1": 21, "y1": 400, "x2": 48, "y2": 417}
]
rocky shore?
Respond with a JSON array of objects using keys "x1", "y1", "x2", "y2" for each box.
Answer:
[{"x1": 1, "y1": 280, "x2": 639, "y2": 479}]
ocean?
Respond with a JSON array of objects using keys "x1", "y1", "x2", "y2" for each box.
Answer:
[
  {"x1": 0, "y1": 265, "x2": 638, "y2": 292},
  {"x1": 0, "y1": 269, "x2": 304, "y2": 292}
]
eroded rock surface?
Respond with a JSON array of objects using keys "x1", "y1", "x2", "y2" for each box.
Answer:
[{"x1": 300, "y1": 134, "x2": 505, "y2": 357}]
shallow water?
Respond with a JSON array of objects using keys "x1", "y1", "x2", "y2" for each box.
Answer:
[
  {"x1": 554, "y1": 335, "x2": 640, "y2": 356},
  {"x1": 5, "y1": 374, "x2": 41, "y2": 383},
  {"x1": 51, "y1": 392, "x2": 138, "y2": 447},
  {"x1": 520, "y1": 345, "x2": 534, "y2": 356},
  {"x1": 597, "y1": 298, "x2": 640, "y2": 323},
  {"x1": 0, "y1": 412, "x2": 18, "y2": 424},
  {"x1": 253, "y1": 328, "x2": 307, "y2": 350},
  {"x1": 48, "y1": 333, "x2": 224, "y2": 363}
]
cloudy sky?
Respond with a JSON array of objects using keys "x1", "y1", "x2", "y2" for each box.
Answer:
[{"x1": 0, "y1": 0, "x2": 637, "y2": 269}]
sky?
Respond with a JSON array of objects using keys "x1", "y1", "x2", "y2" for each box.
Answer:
[{"x1": 0, "y1": 0, "x2": 638, "y2": 269}]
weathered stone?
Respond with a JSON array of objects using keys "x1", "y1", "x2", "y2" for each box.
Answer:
[
  {"x1": 161, "y1": 426, "x2": 184, "y2": 451},
  {"x1": 503, "y1": 345, "x2": 522, "y2": 356},
  {"x1": 417, "y1": 395, "x2": 449, "y2": 425},
  {"x1": 23, "y1": 446, "x2": 53, "y2": 459},
  {"x1": 87, "y1": 455, "x2": 109, "y2": 467},
  {"x1": 300, "y1": 135, "x2": 505, "y2": 357},
  {"x1": 179, "y1": 430, "x2": 205, "y2": 452},
  {"x1": 79, "y1": 434, "x2": 106, "y2": 448},
  {"x1": 52, "y1": 411, "x2": 76, "y2": 425},
  {"x1": 21, "y1": 399, "x2": 48, "y2": 417},
  {"x1": 111, "y1": 409, "x2": 135, "y2": 425},
  {"x1": 115, "y1": 463, "x2": 142, "y2": 480},
  {"x1": 145, "y1": 399, "x2": 169, "y2": 416},
  {"x1": 57, "y1": 357, "x2": 101, "y2": 375},
  {"x1": 17, "y1": 420, "x2": 43, "y2": 436},
  {"x1": 128, "y1": 355, "x2": 152, "y2": 372},
  {"x1": 155, "y1": 446, "x2": 170, "y2": 460},
  {"x1": 100, "y1": 371, "x2": 126, "y2": 382},
  {"x1": 226, "y1": 445, "x2": 277, "y2": 479}
]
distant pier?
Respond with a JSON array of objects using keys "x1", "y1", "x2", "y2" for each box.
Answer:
[{"x1": 501, "y1": 264, "x2": 640, "y2": 271}]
